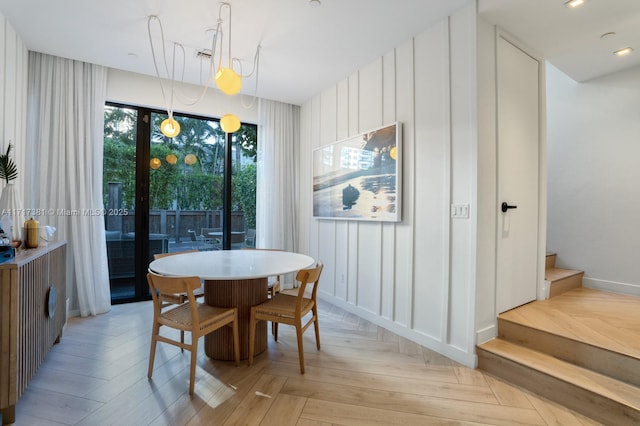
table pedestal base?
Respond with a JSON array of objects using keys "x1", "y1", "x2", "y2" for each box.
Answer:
[{"x1": 204, "y1": 277, "x2": 268, "y2": 360}]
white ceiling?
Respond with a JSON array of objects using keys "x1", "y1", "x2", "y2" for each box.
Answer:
[
  {"x1": 479, "y1": 0, "x2": 640, "y2": 82},
  {"x1": 0, "y1": 0, "x2": 638, "y2": 106}
]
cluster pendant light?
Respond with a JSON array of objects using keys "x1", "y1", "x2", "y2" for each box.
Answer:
[
  {"x1": 185, "y1": 154, "x2": 198, "y2": 166},
  {"x1": 149, "y1": 153, "x2": 198, "y2": 170},
  {"x1": 213, "y1": 3, "x2": 244, "y2": 135},
  {"x1": 150, "y1": 158, "x2": 162, "y2": 170},
  {"x1": 220, "y1": 113, "x2": 241, "y2": 133},
  {"x1": 160, "y1": 116, "x2": 180, "y2": 138},
  {"x1": 215, "y1": 67, "x2": 242, "y2": 96},
  {"x1": 165, "y1": 154, "x2": 178, "y2": 164},
  {"x1": 148, "y1": 2, "x2": 259, "y2": 139}
]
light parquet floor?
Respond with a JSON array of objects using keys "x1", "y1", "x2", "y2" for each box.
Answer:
[
  {"x1": 500, "y1": 287, "x2": 640, "y2": 360},
  {"x1": 13, "y1": 298, "x2": 601, "y2": 425}
]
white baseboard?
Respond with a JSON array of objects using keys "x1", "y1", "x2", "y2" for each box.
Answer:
[
  {"x1": 476, "y1": 323, "x2": 497, "y2": 345},
  {"x1": 318, "y1": 293, "x2": 477, "y2": 368},
  {"x1": 582, "y1": 277, "x2": 640, "y2": 297}
]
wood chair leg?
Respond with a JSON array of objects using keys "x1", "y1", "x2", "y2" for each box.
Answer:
[
  {"x1": 148, "y1": 337, "x2": 158, "y2": 379},
  {"x1": 180, "y1": 330, "x2": 184, "y2": 348},
  {"x1": 148, "y1": 324, "x2": 160, "y2": 379},
  {"x1": 232, "y1": 311, "x2": 240, "y2": 367},
  {"x1": 189, "y1": 338, "x2": 198, "y2": 395},
  {"x1": 274, "y1": 322, "x2": 279, "y2": 341},
  {"x1": 296, "y1": 323, "x2": 305, "y2": 374},
  {"x1": 248, "y1": 309, "x2": 256, "y2": 366},
  {"x1": 313, "y1": 306, "x2": 321, "y2": 350}
]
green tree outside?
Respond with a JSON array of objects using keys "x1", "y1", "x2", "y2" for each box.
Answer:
[{"x1": 103, "y1": 105, "x2": 256, "y2": 229}]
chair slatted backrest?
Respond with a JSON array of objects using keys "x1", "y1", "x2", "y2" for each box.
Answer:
[
  {"x1": 294, "y1": 262, "x2": 323, "y2": 313},
  {"x1": 147, "y1": 273, "x2": 202, "y2": 325},
  {"x1": 151, "y1": 250, "x2": 200, "y2": 304}
]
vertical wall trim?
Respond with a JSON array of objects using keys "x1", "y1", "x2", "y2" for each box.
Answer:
[
  {"x1": 354, "y1": 71, "x2": 360, "y2": 307},
  {"x1": 316, "y1": 95, "x2": 322, "y2": 262},
  {"x1": 346, "y1": 77, "x2": 351, "y2": 303},
  {"x1": 536, "y1": 45, "x2": 548, "y2": 305},
  {"x1": 378, "y1": 57, "x2": 385, "y2": 316},
  {"x1": 492, "y1": 26, "x2": 500, "y2": 320},
  {"x1": 409, "y1": 37, "x2": 417, "y2": 329},
  {"x1": 465, "y1": 5, "x2": 479, "y2": 354},
  {"x1": 332, "y1": 86, "x2": 339, "y2": 297},
  {"x1": 441, "y1": 17, "x2": 453, "y2": 344},
  {"x1": 391, "y1": 48, "x2": 398, "y2": 321},
  {"x1": 2, "y1": 17, "x2": 7, "y2": 144}
]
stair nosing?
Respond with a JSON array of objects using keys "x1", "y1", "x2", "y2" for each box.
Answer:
[{"x1": 544, "y1": 267, "x2": 583, "y2": 281}]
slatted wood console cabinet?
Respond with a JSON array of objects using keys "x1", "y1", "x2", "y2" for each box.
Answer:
[{"x1": 0, "y1": 241, "x2": 66, "y2": 425}]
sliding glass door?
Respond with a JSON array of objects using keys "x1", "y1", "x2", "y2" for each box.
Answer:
[{"x1": 103, "y1": 103, "x2": 257, "y2": 303}]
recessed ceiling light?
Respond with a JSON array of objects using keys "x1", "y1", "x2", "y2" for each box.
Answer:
[
  {"x1": 614, "y1": 47, "x2": 634, "y2": 57},
  {"x1": 309, "y1": 0, "x2": 321, "y2": 6},
  {"x1": 564, "y1": 0, "x2": 585, "y2": 8},
  {"x1": 600, "y1": 32, "x2": 616, "y2": 40}
]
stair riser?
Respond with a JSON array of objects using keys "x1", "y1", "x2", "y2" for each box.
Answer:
[
  {"x1": 499, "y1": 319, "x2": 640, "y2": 387},
  {"x1": 545, "y1": 254, "x2": 556, "y2": 270},
  {"x1": 477, "y1": 348, "x2": 640, "y2": 425},
  {"x1": 548, "y1": 273, "x2": 583, "y2": 298}
]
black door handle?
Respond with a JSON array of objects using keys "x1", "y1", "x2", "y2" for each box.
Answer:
[{"x1": 501, "y1": 202, "x2": 517, "y2": 213}]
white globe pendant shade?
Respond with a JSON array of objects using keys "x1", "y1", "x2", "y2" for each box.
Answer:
[
  {"x1": 184, "y1": 154, "x2": 197, "y2": 165},
  {"x1": 220, "y1": 114, "x2": 241, "y2": 133},
  {"x1": 160, "y1": 117, "x2": 180, "y2": 138},
  {"x1": 150, "y1": 158, "x2": 162, "y2": 169},
  {"x1": 215, "y1": 67, "x2": 242, "y2": 95},
  {"x1": 165, "y1": 154, "x2": 177, "y2": 165}
]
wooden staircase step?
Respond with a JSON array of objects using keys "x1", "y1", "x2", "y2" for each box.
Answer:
[
  {"x1": 545, "y1": 267, "x2": 582, "y2": 281},
  {"x1": 477, "y1": 338, "x2": 640, "y2": 425},
  {"x1": 499, "y1": 288, "x2": 640, "y2": 363},
  {"x1": 545, "y1": 267, "x2": 583, "y2": 297},
  {"x1": 498, "y1": 316, "x2": 640, "y2": 387}
]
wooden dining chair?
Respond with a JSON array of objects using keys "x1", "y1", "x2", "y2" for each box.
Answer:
[
  {"x1": 146, "y1": 272, "x2": 240, "y2": 395},
  {"x1": 153, "y1": 251, "x2": 204, "y2": 303},
  {"x1": 248, "y1": 261, "x2": 323, "y2": 374},
  {"x1": 152, "y1": 250, "x2": 203, "y2": 344},
  {"x1": 241, "y1": 248, "x2": 282, "y2": 336}
]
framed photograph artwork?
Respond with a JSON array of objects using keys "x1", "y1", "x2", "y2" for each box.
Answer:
[{"x1": 313, "y1": 122, "x2": 401, "y2": 222}]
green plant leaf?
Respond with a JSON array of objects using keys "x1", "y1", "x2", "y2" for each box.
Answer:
[{"x1": 0, "y1": 144, "x2": 18, "y2": 184}]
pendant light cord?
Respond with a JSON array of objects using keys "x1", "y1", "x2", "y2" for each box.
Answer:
[
  {"x1": 147, "y1": 16, "x2": 173, "y2": 118},
  {"x1": 147, "y1": 2, "x2": 261, "y2": 114}
]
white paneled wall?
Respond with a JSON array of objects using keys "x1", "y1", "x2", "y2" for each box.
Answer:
[
  {"x1": 299, "y1": 3, "x2": 478, "y2": 366},
  {"x1": 0, "y1": 13, "x2": 28, "y2": 202}
]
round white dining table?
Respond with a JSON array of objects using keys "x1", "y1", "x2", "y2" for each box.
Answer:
[{"x1": 149, "y1": 250, "x2": 315, "y2": 361}]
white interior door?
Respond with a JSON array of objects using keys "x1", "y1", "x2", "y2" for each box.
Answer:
[{"x1": 496, "y1": 36, "x2": 540, "y2": 313}]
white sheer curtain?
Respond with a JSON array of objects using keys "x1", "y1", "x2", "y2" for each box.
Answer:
[
  {"x1": 26, "y1": 52, "x2": 111, "y2": 316},
  {"x1": 256, "y1": 99, "x2": 300, "y2": 252}
]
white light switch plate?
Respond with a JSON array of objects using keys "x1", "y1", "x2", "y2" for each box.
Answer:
[{"x1": 450, "y1": 203, "x2": 470, "y2": 219}]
